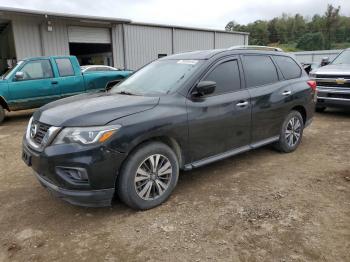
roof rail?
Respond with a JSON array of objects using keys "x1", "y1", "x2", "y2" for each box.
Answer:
[{"x1": 228, "y1": 45, "x2": 283, "y2": 52}]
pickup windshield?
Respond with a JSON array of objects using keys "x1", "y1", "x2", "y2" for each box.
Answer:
[
  {"x1": 110, "y1": 59, "x2": 202, "y2": 95},
  {"x1": 332, "y1": 50, "x2": 350, "y2": 65}
]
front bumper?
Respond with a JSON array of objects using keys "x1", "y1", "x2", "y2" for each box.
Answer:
[
  {"x1": 22, "y1": 138, "x2": 127, "y2": 207},
  {"x1": 35, "y1": 172, "x2": 115, "y2": 207},
  {"x1": 316, "y1": 87, "x2": 350, "y2": 108}
]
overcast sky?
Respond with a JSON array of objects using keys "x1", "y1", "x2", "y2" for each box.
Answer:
[{"x1": 1, "y1": 0, "x2": 349, "y2": 29}]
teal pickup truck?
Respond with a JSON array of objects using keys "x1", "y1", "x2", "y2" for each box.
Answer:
[{"x1": 0, "y1": 56, "x2": 132, "y2": 123}]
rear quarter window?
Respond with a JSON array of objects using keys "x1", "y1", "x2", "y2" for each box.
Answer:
[
  {"x1": 242, "y1": 55, "x2": 279, "y2": 88},
  {"x1": 55, "y1": 58, "x2": 75, "y2": 77},
  {"x1": 273, "y1": 55, "x2": 302, "y2": 80}
]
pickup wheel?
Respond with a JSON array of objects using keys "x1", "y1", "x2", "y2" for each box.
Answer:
[
  {"x1": 0, "y1": 105, "x2": 5, "y2": 124},
  {"x1": 274, "y1": 110, "x2": 304, "y2": 153},
  {"x1": 117, "y1": 142, "x2": 179, "y2": 210}
]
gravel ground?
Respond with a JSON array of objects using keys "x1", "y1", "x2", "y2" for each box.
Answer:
[{"x1": 0, "y1": 109, "x2": 349, "y2": 262}]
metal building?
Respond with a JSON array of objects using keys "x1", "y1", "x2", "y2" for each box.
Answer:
[{"x1": 0, "y1": 7, "x2": 249, "y2": 73}]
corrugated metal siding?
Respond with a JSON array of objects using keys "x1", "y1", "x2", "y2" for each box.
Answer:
[
  {"x1": 112, "y1": 24, "x2": 125, "y2": 69},
  {"x1": 41, "y1": 19, "x2": 69, "y2": 56},
  {"x1": 11, "y1": 16, "x2": 42, "y2": 59},
  {"x1": 214, "y1": 32, "x2": 246, "y2": 49},
  {"x1": 174, "y1": 29, "x2": 214, "y2": 53},
  {"x1": 68, "y1": 26, "x2": 111, "y2": 44},
  {"x1": 124, "y1": 24, "x2": 172, "y2": 70}
]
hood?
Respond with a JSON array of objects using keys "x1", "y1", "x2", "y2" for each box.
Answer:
[
  {"x1": 33, "y1": 92, "x2": 159, "y2": 127},
  {"x1": 312, "y1": 64, "x2": 350, "y2": 76}
]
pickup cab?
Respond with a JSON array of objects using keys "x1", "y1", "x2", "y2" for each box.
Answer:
[{"x1": 0, "y1": 56, "x2": 132, "y2": 123}]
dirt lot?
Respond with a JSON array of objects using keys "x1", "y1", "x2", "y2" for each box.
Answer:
[{"x1": 0, "y1": 109, "x2": 349, "y2": 262}]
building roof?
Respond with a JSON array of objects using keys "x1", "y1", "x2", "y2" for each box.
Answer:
[
  {"x1": 0, "y1": 6, "x2": 132, "y2": 23},
  {"x1": 0, "y1": 6, "x2": 249, "y2": 35}
]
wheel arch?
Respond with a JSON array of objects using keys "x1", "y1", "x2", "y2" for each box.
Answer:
[
  {"x1": 105, "y1": 77, "x2": 124, "y2": 90},
  {"x1": 123, "y1": 135, "x2": 184, "y2": 169},
  {"x1": 0, "y1": 96, "x2": 10, "y2": 111},
  {"x1": 291, "y1": 105, "x2": 307, "y2": 125}
]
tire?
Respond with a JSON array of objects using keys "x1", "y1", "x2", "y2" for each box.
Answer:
[
  {"x1": 316, "y1": 106, "x2": 326, "y2": 113},
  {"x1": 117, "y1": 141, "x2": 179, "y2": 210},
  {"x1": 274, "y1": 110, "x2": 304, "y2": 153},
  {"x1": 0, "y1": 105, "x2": 5, "y2": 124}
]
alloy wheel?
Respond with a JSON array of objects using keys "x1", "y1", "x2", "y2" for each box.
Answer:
[
  {"x1": 134, "y1": 154, "x2": 172, "y2": 200},
  {"x1": 285, "y1": 117, "x2": 302, "y2": 147}
]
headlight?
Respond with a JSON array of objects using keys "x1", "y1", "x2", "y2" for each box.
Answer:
[
  {"x1": 309, "y1": 73, "x2": 316, "y2": 78},
  {"x1": 53, "y1": 125, "x2": 121, "y2": 145}
]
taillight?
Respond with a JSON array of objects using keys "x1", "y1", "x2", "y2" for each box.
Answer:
[{"x1": 307, "y1": 80, "x2": 317, "y2": 91}]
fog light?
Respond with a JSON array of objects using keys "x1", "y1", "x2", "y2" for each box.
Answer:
[{"x1": 56, "y1": 167, "x2": 89, "y2": 184}]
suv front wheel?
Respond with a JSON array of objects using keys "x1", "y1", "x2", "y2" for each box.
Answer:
[
  {"x1": 275, "y1": 110, "x2": 304, "y2": 153},
  {"x1": 117, "y1": 141, "x2": 179, "y2": 210}
]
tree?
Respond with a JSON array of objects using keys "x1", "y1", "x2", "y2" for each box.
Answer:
[
  {"x1": 296, "y1": 32, "x2": 325, "y2": 50},
  {"x1": 324, "y1": 4, "x2": 341, "y2": 49}
]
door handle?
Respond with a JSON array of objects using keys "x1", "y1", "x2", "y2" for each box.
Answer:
[
  {"x1": 282, "y1": 90, "x2": 292, "y2": 96},
  {"x1": 51, "y1": 81, "x2": 58, "y2": 85},
  {"x1": 236, "y1": 101, "x2": 249, "y2": 107}
]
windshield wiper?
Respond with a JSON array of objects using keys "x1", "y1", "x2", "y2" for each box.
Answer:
[{"x1": 116, "y1": 91, "x2": 137, "y2": 96}]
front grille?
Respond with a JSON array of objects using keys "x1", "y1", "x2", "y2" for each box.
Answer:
[
  {"x1": 33, "y1": 122, "x2": 51, "y2": 145},
  {"x1": 316, "y1": 74, "x2": 350, "y2": 79},
  {"x1": 317, "y1": 81, "x2": 350, "y2": 88}
]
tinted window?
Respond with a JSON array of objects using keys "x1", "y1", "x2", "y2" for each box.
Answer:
[
  {"x1": 204, "y1": 60, "x2": 241, "y2": 95},
  {"x1": 20, "y1": 60, "x2": 53, "y2": 80},
  {"x1": 56, "y1": 58, "x2": 75, "y2": 76},
  {"x1": 242, "y1": 55, "x2": 278, "y2": 87},
  {"x1": 274, "y1": 56, "x2": 301, "y2": 80}
]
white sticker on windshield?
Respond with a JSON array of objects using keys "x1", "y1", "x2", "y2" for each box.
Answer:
[{"x1": 177, "y1": 60, "x2": 198, "y2": 65}]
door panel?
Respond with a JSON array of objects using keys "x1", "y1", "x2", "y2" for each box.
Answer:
[
  {"x1": 241, "y1": 54, "x2": 294, "y2": 143},
  {"x1": 187, "y1": 90, "x2": 251, "y2": 162},
  {"x1": 248, "y1": 82, "x2": 294, "y2": 142},
  {"x1": 8, "y1": 59, "x2": 59, "y2": 109}
]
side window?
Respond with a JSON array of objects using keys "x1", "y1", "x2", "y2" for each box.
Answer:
[
  {"x1": 56, "y1": 58, "x2": 75, "y2": 77},
  {"x1": 273, "y1": 55, "x2": 302, "y2": 80},
  {"x1": 204, "y1": 60, "x2": 241, "y2": 95},
  {"x1": 20, "y1": 60, "x2": 53, "y2": 80},
  {"x1": 242, "y1": 55, "x2": 279, "y2": 88}
]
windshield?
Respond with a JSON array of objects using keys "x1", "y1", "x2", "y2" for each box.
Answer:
[
  {"x1": 110, "y1": 59, "x2": 202, "y2": 95},
  {"x1": 332, "y1": 50, "x2": 350, "y2": 65},
  {"x1": 2, "y1": 61, "x2": 24, "y2": 80}
]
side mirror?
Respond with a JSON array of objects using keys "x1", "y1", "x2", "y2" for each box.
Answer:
[
  {"x1": 15, "y1": 71, "x2": 24, "y2": 80},
  {"x1": 320, "y1": 57, "x2": 330, "y2": 66},
  {"x1": 193, "y1": 81, "x2": 216, "y2": 97}
]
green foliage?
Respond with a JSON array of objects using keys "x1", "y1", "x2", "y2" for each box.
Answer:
[
  {"x1": 225, "y1": 4, "x2": 350, "y2": 51},
  {"x1": 296, "y1": 32, "x2": 325, "y2": 50}
]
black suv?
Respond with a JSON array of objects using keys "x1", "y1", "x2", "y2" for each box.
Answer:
[{"x1": 22, "y1": 47, "x2": 316, "y2": 210}]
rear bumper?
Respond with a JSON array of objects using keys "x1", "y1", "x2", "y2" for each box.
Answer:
[{"x1": 36, "y1": 172, "x2": 115, "y2": 207}]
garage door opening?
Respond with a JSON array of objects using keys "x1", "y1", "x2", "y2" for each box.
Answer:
[
  {"x1": 0, "y1": 20, "x2": 16, "y2": 76},
  {"x1": 68, "y1": 26, "x2": 113, "y2": 67},
  {"x1": 69, "y1": 43, "x2": 113, "y2": 66}
]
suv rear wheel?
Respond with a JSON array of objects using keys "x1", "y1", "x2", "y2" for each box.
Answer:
[
  {"x1": 117, "y1": 141, "x2": 179, "y2": 210},
  {"x1": 0, "y1": 105, "x2": 5, "y2": 124},
  {"x1": 274, "y1": 110, "x2": 304, "y2": 153}
]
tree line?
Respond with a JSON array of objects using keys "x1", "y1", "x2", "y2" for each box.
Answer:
[{"x1": 225, "y1": 4, "x2": 350, "y2": 51}]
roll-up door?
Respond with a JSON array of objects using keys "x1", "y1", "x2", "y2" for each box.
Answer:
[{"x1": 68, "y1": 26, "x2": 111, "y2": 44}]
